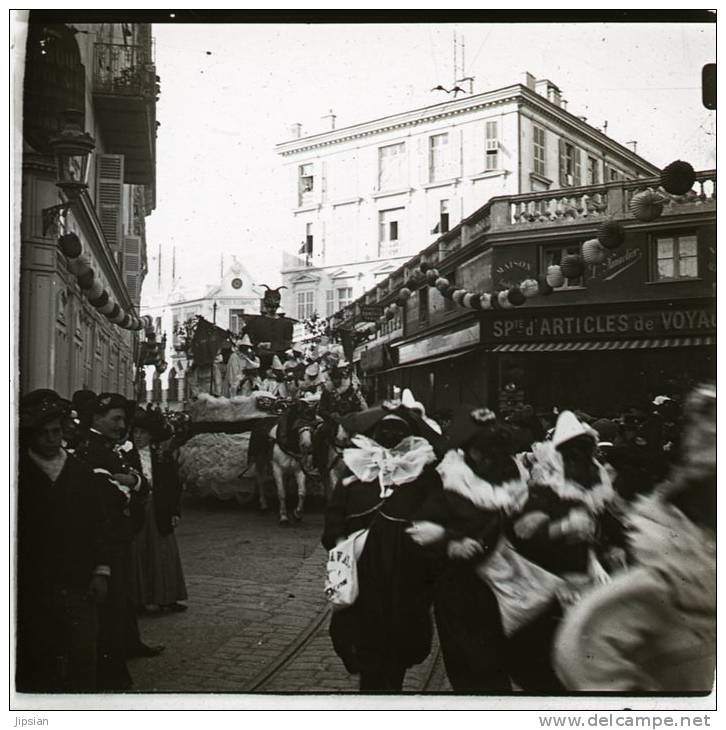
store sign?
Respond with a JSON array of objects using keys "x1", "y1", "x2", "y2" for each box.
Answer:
[
  {"x1": 398, "y1": 323, "x2": 480, "y2": 364},
  {"x1": 359, "y1": 304, "x2": 384, "y2": 322},
  {"x1": 360, "y1": 344, "x2": 388, "y2": 372},
  {"x1": 485, "y1": 305, "x2": 716, "y2": 342}
]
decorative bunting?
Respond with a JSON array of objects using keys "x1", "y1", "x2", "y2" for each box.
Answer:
[{"x1": 629, "y1": 189, "x2": 666, "y2": 222}]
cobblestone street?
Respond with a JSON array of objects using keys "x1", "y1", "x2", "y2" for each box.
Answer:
[{"x1": 128, "y1": 495, "x2": 450, "y2": 694}]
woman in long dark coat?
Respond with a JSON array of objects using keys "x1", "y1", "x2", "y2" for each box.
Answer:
[
  {"x1": 408, "y1": 407, "x2": 529, "y2": 692},
  {"x1": 322, "y1": 403, "x2": 444, "y2": 692}
]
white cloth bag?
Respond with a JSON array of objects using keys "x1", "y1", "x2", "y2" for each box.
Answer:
[
  {"x1": 324, "y1": 528, "x2": 369, "y2": 609},
  {"x1": 476, "y1": 539, "x2": 565, "y2": 636}
]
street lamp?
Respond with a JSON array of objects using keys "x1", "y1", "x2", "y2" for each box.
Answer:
[{"x1": 42, "y1": 109, "x2": 96, "y2": 235}]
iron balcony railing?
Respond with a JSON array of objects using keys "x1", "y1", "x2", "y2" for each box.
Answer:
[{"x1": 93, "y1": 42, "x2": 158, "y2": 99}]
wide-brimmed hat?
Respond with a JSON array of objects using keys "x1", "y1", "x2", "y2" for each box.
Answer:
[
  {"x1": 237, "y1": 334, "x2": 253, "y2": 348},
  {"x1": 72, "y1": 389, "x2": 97, "y2": 416},
  {"x1": 132, "y1": 407, "x2": 172, "y2": 441},
  {"x1": 341, "y1": 402, "x2": 442, "y2": 447},
  {"x1": 592, "y1": 418, "x2": 619, "y2": 445},
  {"x1": 270, "y1": 355, "x2": 284, "y2": 371},
  {"x1": 552, "y1": 410, "x2": 598, "y2": 448},
  {"x1": 445, "y1": 406, "x2": 497, "y2": 449},
  {"x1": 19, "y1": 389, "x2": 72, "y2": 431},
  {"x1": 94, "y1": 393, "x2": 135, "y2": 422}
]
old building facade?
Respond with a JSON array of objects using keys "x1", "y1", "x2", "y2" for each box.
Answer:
[
  {"x1": 341, "y1": 169, "x2": 715, "y2": 417},
  {"x1": 19, "y1": 18, "x2": 157, "y2": 397},
  {"x1": 276, "y1": 72, "x2": 659, "y2": 325}
]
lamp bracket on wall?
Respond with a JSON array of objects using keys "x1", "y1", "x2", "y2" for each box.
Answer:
[{"x1": 42, "y1": 201, "x2": 73, "y2": 237}]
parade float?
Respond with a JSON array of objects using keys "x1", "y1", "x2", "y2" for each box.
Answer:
[{"x1": 169, "y1": 286, "x2": 323, "y2": 503}]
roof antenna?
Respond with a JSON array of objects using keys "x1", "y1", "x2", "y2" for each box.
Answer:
[{"x1": 431, "y1": 30, "x2": 469, "y2": 97}]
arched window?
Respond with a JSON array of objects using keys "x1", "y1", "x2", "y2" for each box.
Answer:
[{"x1": 23, "y1": 21, "x2": 85, "y2": 153}]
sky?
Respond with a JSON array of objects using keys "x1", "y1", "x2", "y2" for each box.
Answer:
[{"x1": 144, "y1": 19, "x2": 716, "y2": 301}]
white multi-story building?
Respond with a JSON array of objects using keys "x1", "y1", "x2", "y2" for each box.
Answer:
[{"x1": 276, "y1": 72, "x2": 659, "y2": 322}]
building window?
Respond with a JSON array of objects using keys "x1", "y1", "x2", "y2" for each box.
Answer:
[
  {"x1": 559, "y1": 140, "x2": 581, "y2": 187},
  {"x1": 533, "y1": 125, "x2": 546, "y2": 176},
  {"x1": 485, "y1": 121, "x2": 499, "y2": 171},
  {"x1": 429, "y1": 133, "x2": 449, "y2": 182},
  {"x1": 378, "y1": 208, "x2": 403, "y2": 257},
  {"x1": 653, "y1": 234, "x2": 698, "y2": 281},
  {"x1": 326, "y1": 289, "x2": 335, "y2": 316},
  {"x1": 432, "y1": 199, "x2": 450, "y2": 234},
  {"x1": 298, "y1": 222, "x2": 314, "y2": 265},
  {"x1": 610, "y1": 168, "x2": 620, "y2": 182},
  {"x1": 378, "y1": 142, "x2": 406, "y2": 190},
  {"x1": 336, "y1": 287, "x2": 353, "y2": 309},
  {"x1": 544, "y1": 244, "x2": 586, "y2": 288},
  {"x1": 229, "y1": 309, "x2": 246, "y2": 334},
  {"x1": 296, "y1": 290, "x2": 315, "y2": 320},
  {"x1": 298, "y1": 163, "x2": 314, "y2": 205},
  {"x1": 587, "y1": 156, "x2": 598, "y2": 185},
  {"x1": 418, "y1": 286, "x2": 429, "y2": 322}
]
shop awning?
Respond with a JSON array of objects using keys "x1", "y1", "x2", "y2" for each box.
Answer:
[
  {"x1": 488, "y1": 335, "x2": 715, "y2": 353},
  {"x1": 376, "y1": 346, "x2": 478, "y2": 374}
]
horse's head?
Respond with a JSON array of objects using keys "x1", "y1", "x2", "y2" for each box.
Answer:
[{"x1": 333, "y1": 421, "x2": 351, "y2": 448}]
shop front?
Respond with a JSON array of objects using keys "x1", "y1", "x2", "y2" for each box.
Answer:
[{"x1": 483, "y1": 299, "x2": 716, "y2": 417}]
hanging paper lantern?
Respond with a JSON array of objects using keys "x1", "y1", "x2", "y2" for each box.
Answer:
[
  {"x1": 661, "y1": 160, "x2": 696, "y2": 196},
  {"x1": 87, "y1": 278, "x2": 104, "y2": 300},
  {"x1": 452, "y1": 289, "x2": 466, "y2": 306},
  {"x1": 441, "y1": 286, "x2": 455, "y2": 300},
  {"x1": 435, "y1": 277, "x2": 450, "y2": 290},
  {"x1": 67, "y1": 253, "x2": 91, "y2": 275},
  {"x1": 469, "y1": 293, "x2": 483, "y2": 310},
  {"x1": 105, "y1": 303, "x2": 121, "y2": 320},
  {"x1": 419, "y1": 261, "x2": 431, "y2": 273},
  {"x1": 490, "y1": 293, "x2": 501, "y2": 310},
  {"x1": 479, "y1": 293, "x2": 492, "y2": 310},
  {"x1": 581, "y1": 238, "x2": 606, "y2": 265},
  {"x1": 410, "y1": 269, "x2": 426, "y2": 285},
  {"x1": 537, "y1": 277, "x2": 554, "y2": 296},
  {"x1": 389, "y1": 302, "x2": 399, "y2": 313},
  {"x1": 58, "y1": 232, "x2": 82, "y2": 259},
  {"x1": 497, "y1": 291, "x2": 514, "y2": 309},
  {"x1": 77, "y1": 268, "x2": 95, "y2": 290},
  {"x1": 560, "y1": 254, "x2": 585, "y2": 280},
  {"x1": 385, "y1": 307, "x2": 395, "y2": 320},
  {"x1": 629, "y1": 189, "x2": 666, "y2": 222},
  {"x1": 426, "y1": 268, "x2": 440, "y2": 285},
  {"x1": 597, "y1": 220, "x2": 626, "y2": 250},
  {"x1": 507, "y1": 287, "x2": 526, "y2": 307},
  {"x1": 520, "y1": 279, "x2": 539, "y2": 299},
  {"x1": 99, "y1": 298, "x2": 115, "y2": 315},
  {"x1": 546, "y1": 265, "x2": 564, "y2": 288},
  {"x1": 119, "y1": 314, "x2": 133, "y2": 329},
  {"x1": 89, "y1": 290, "x2": 109, "y2": 308},
  {"x1": 462, "y1": 292, "x2": 475, "y2": 309},
  {"x1": 399, "y1": 287, "x2": 412, "y2": 301},
  {"x1": 139, "y1": 315, "x2": 152, "y2": 330}
]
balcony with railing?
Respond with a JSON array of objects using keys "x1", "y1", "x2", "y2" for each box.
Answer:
[{"x1": 92, "y1": 40, "x2": 159, "y2": 185}]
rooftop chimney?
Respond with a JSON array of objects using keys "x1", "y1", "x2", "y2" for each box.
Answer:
[
  {"x1": 322, "y1": 109, "x2": 336, "y2": 131},
  {"x1": 520, "y1": 71, "x2": 536, "y2": 91},
  {"x1": 535, "y1": 78, "x2": 562, "y2": 107},
  {"x1": 289, "y1": 122, "x2": 302, "y2": 139}
]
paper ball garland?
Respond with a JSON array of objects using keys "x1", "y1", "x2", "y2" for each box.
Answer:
[
  {"x1": 480, "y1": 293, "x2": 492, "y2": 310},
  {"x1": 507, "y1": 287, "x2": 526, "y2": 306},
  {"x1": 546, "y1": 265, "x2": 564, "y2": 288},
  {"x1": 469, "y1": 293, "x2": 483, "y2": 310},
  {"x1": 426, "y1": 269, "x2": 440, "y2": 285},
  {"x1": 419, "y1": 261, "x2": 431, "y2": 273},
  {"x1": 597, "y1": 220, "x2": 626, "y2": 250},
  {"x1": 520, "y1": 279, "x2": 539, "y2": 298},
  {"x1": 435, "y1": 277, "x2": 450, "y2": 290},
  {"x1": 661, "y1": 160, "x2": 696, "y2": 196},
  {"x1": 441, "y1": 286, "x2": 455, "y2": 300},
  {"x1": 99, "y1": 299, "x2": 115, "y2": 315},
  {"x1": 462, "y1": 292, "x2": 475, "y2": 308},
  {"x1": 77, "y1": 269, "x2": 95, "y2": 290},
  {"x1": 581, "y1": 239, "x2": 606, "y2": 265},
  {"x1": 560, "y1": 254, "x2": 585, "y2": 279},
  {"x1": 452, "y1": 289, "x2": 466, "y2": 305},
  {"x1": 119, "y1": 314, "x2": 132, "y2": 329},
  {"x1": 88, "y1": 278, "x2": 104, "y2": 300},
  {"x1": 629, "y1": 189, "x2": 666, "y2": 222},
  {"x1": 58, "y1": 233, "x2": 82, "y2": 259},
  {"x1": 490, "y1": 293, "x2": 502, "y2": 310},
  {"x1": 89, "y1": 291, "x2": 109, "y2": 308},
  {"x1": 538, "y1": 277, "x2": 554, "y2": 296},
  {"x1": 106, "y1": 303, "x2": 121, "y2": 320},
  {"x1": 399, "y1": 287, "x2": 412, "y2": 301},
  {"x1": 497, "y1": 291, "x2": 515, "y2": 309}
]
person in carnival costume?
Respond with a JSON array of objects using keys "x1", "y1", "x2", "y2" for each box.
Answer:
[{"x1": 322, "y1": 402, "x2": 443, "y2": 692}]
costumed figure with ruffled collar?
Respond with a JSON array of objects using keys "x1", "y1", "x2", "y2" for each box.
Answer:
[
  {"x1": 407, "y1": 407, "x2": 528, "y2": 692},
  {"x1": 505, "y1": 410, "x2": 627, "y2": 691},
  {"x1": 554, "y1": 384, "x2": 716, "y2": 692},
  {"x1": 321, "y1": 403, "x2": 443, "y2": 692}
]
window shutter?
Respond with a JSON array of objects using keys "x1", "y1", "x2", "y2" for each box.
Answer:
[
  {"x1": 95, "y1": 154, "x2": 125, "y2": 250},
  {"x1": 558, "y1": 138, "x2": 567, "y2": 186},
  {"x1": 123, "y1": 235, "x2": 142, "y2": 305},
  {"x1": 573, "y1": 147, "x2": 582, "y2": 186}
]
